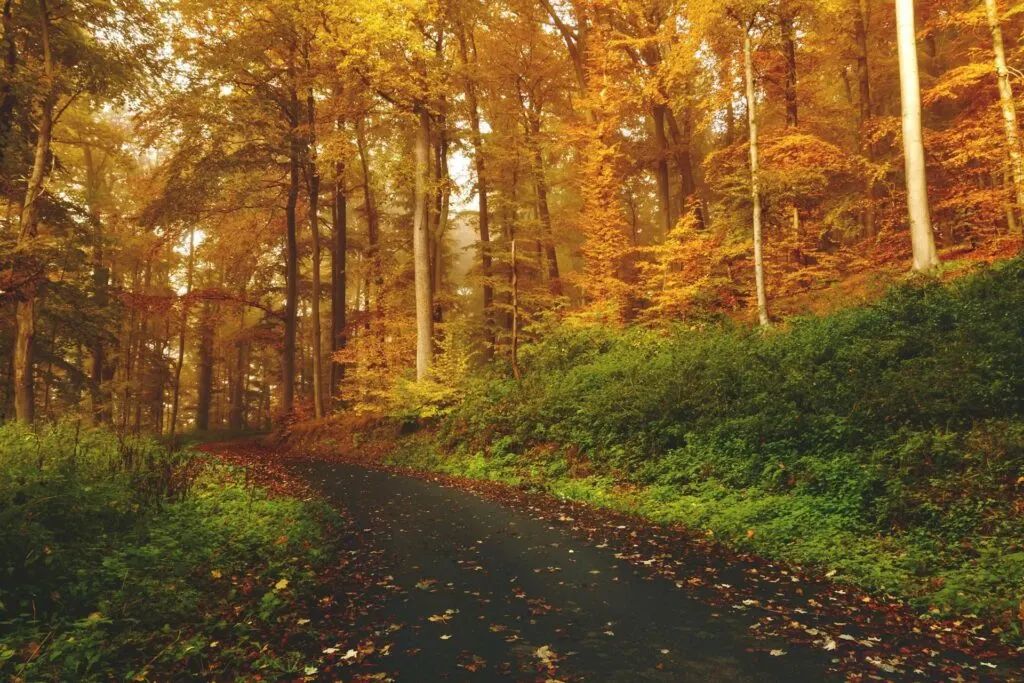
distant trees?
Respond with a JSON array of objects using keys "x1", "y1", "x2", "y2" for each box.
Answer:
[{"x1": 2, "y1": 0, "x2": 1022, "y2": 425}]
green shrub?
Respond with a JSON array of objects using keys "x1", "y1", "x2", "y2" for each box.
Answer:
[
  {"x1": 408, "y1": 257, "x2": 1024, "y2": 628},
  {"x1": 0, "y1": 423, "x2": 341, "y2": 680}
]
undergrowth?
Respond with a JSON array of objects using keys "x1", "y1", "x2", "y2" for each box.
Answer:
[
  {"x1": 0, "y1": 422, "x2": 340, "y2": 680},
  {"x1": 389, "y1": 257, "x2": 1024, "y2": 639}
]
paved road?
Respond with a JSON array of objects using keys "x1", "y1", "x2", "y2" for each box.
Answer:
[{"x1": 288, "y1": 460, "x2": 837, "y2": 682}]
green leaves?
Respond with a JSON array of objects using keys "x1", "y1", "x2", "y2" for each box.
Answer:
[{"x1": 0, "y1": 424, "x2": 344, "y2": 680}]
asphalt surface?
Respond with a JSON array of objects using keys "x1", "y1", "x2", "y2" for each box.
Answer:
[{"x1": 288, "y1": 459, "x2": 838, "y2": 682}]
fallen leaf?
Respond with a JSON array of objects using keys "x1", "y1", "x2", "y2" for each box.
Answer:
[{"x1": 535, "y1": 645, "x2": 557, "y2": 666}]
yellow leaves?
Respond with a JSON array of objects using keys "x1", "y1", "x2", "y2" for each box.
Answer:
[
  {"x1": 923, "y1": 63, "x2": 992, "y2": 106},
  {"x1": 210, "y1": 569, "x2": 223, "y2": 579},
  {"x1": 274, "y1": 578, "x2": 290, "y2": 591},
  {"x1": 534, "y1": 644, "x2": 558, "y2": 666}
]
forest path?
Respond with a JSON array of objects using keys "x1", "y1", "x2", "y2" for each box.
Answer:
[
  {"x1": 285, "y1": 457, "x2": 837, "y2": 682},
  {"x1": 205, "y1": 440, "x2": 1021, "y2": 682}
]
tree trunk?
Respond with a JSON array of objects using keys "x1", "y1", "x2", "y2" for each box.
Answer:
[
  {"x1": 282, "y1": 86, "x2": 300, "y2": 415},
  {"x1": 855, "y1": 0, "x2": 876, "y2": 236},
  {"x1": 985, "y1": 0, "x2": 1024, "y2": 230},
  {"x1": 432, "y1": 113, "x2": 450, "y2": 324},
  {"x1": 743, "y1": 29, "x2": 770, "y2": 327},
  {"x1": 459, "y1": 26, "x2": 495, "y2": 357},
  {"x1": 528, "y1": 113, "x2": 562, "y2": 293},
  {"x1": 665, "y1": 105, "x2": 705, "y2": 228},
  {"x1": 228, "y1": 292, "x2": 246, "y2": 432},
  {"x1": 306, "y1": 90, "x2": 325, "y2": 419},
  {"x1": 356, "y1": 118, "x2": 380, "y2": 288},
  {"x1": 895, "y1": 0, "x2": 939, "y2": 272},
  {"x1": 83, "y1": 145, "x2": 112, "y2": 424},
  {"x1": 196, "y1": 299, "x2": 214, "y2": 431},
  {"x1": 331, "y1": 158, "x2": 347, "y2": 402},
  {"x1": 13, "y1": 0, "x2": 55, "y2": 423},
  {"x1": 169, "y1": 228, "x2": 196, "y2": 446},
  {"x1": 510, "y1": 239, "x2": 521, "y2": 381},
  {"x1": 413, "y1": 107, "x2": 433, "y2": 381},
  {"x1": 652, "y1": 104, "x2": 673, "y2": 235}
]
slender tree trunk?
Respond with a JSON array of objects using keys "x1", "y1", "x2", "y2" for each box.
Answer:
[
  {"x1": 228, "y1": 288, "x2": 246, "y2": 432},
  {"x1": 895, "y1": 0, "x2": 939, "y2": 272},
  {"x1": 528, "y1": 113, "x2": 562, "y2": 293},
  {"x1": 13, "y1": 0, "x2": 55, "y2": 423},
  {"x1": 652, "y1": 105, "x2": 673, "y2": 235},
  {"x1": 331, "y1": 158, "x2": 347, "y2": 402},
  {"x1": 83, "y1": 145, "x2": 112, "y2": 424},
  {"x1": 169, "y1": 228, "x2": 196, "y2": 446},
  {"x1": 510, "y1": 239, "x2": 521, "y2": 380},
  {"x1": 306, "y1": 90, "x2": 325, "y2": 419},
  {"x1": 283, "y1": 86, "x2": 300, "y2": 415},
  {"x1": 985, "y1": 0, "x2": 1024, "y2": 230},
  {"x1": 459, "y1": 27, "x2": 494, "y2": 357},
  {"x1": 1005, "y1": 167, "x2": 1020, "y2": 232},
  {"x1": 134, "y1": 261, "x2": 152, "y2": 432},
  {"x1": 118, "y1": 263, "x2": 138, "y2": 429},
  {"x1": 196, "y1": 298, "x2": 214, "y2": 431},
  {"x1": 855, "y1": 0, "x2": 876, "y2": 236},
  {"x1": 413, "y1": 107, "x2": 433, "y2": 381},
  {"x1": 432, "y1": 114, "x2": 450, "y2": 324},
  {"x1": 356, "y1": 118, "x2": 380, "y2": 287},
  {"x1": 743, "y1": 29, "x2": 770, "y2": 327}
]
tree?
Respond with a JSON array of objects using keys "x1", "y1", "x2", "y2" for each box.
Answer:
[
  {"x1": 895, "y1": 0, "x2": 939, "y2": 272},
  {"x1": 741, "y1": 17, "x2": 771, "y2": 326},
  {"x1": 984, "y1": 0, "x2": 1024, "y2": 230},
  {"x1": 7, "y1": 0, "x2": 160, "y2": 422},
  {"x1": 12, "y1": 0, "x2": 56, "y2": 422}
]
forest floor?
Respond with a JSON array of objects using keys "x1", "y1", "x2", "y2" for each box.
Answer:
[{"x1": 205, "y1": 440, "x2": 1024, "y2": 682}]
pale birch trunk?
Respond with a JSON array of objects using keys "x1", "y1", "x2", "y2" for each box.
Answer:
[
  {"x1": 895, "y1": 0, "x2": 939, "y2": 272},
  {"x1": 985, "y1": 0, "x2": 1024, "y2": 229},
  {"x1": 743, "y1": 29, "x2": 770, "y2": 327},
  {"x1": 413, "y1": 108, "x2": 433, "y2": 381}
]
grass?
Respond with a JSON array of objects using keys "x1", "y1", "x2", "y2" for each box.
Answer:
[{"x1": 0, "y1": 421, "x2": 341, "y2": 681}]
